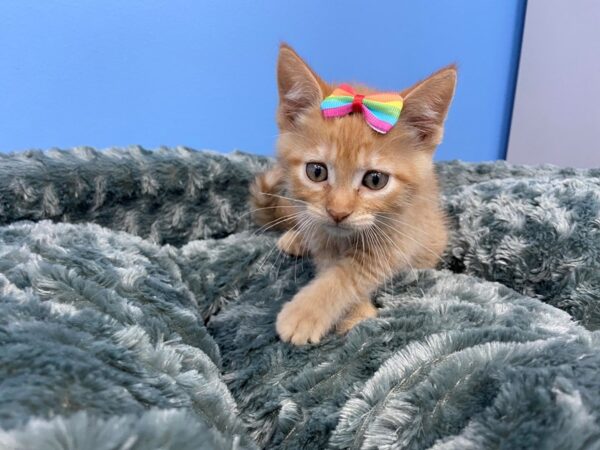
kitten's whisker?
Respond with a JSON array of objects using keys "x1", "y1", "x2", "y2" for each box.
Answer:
[
  {"x1": 253, "y1": 211, "x2": 305, "y2": 235},
  {"x1": 273, "y1": 213, "x2": 315, "y2": 282},
  {"x1": 374, "y1": 222, "x2": 415, "y2": 270},
  {"x1": 253, "y1": 210, "x2": 303, "y2": 231},
  {"x1": 375, "y1": 217, "x2": 441, "y2": 260},
  {"x1": 240, "y1": 205, "x2": 305, "y2": 220},
  {"x1": 373, "y1": 222, "x2": 418, "y2": 280},
  {"x1": 258, "y1": 191, "x2": 310, "y2": 206},
  {"x1": 288, "y1": 216, "x2": 318, "y2": 282},
  {"x1": 377, "y1": 220, "x2": 439, "y2": 264},
  {"x1": 281, "y1": 216, "x2": 313, "y2": 277},
  {"x1": 271, "y1": 215, "x2": 308, "y2": 274},
  {"x1": 368, "y1": 227, "x2": 395, "y2": 304},
  {"x1": 360, "y1": 229, "x2": 366, "y2": 257},
  {"x1": 350, "y1": 231, "x2": 360, "y2": 262},
  {"x1": 359, "y1": 229, "x2": 380, "y2": 281},
  {"x1": 298, "y1": 219, "x2": 315, "y2": 259},
  {"x1": 257, "y1": 241, "x2": 281, "y2": 274},
  {"x1": 291, "y1": 223, "x2": 309, "y2": 284},
  {"x1": 371, "y1": 238, "x2": 400, "y2": 294},
  {"x1": 325, "y1": 229, "x2": 332, "y2": 252},
  {"x1": 384, "y1": 190, "x2": 437, "y2": 208},
  {"x1": 376, "y1": 212, "x2": 437, "y2": 234},
  {"x1": 286, "y1": 219, "x2": 311, "y2": 284},
  {"x1": 363, "y1": 229, "x2": 385, "y2": 293},
  {"x1": 258, "y1": 214, "x2": 306, "y2": 275},
  {"x1": 368, "y1": 227, "x2": 395, "y2": 293},
  {"x1": 301, "y1": 218, "x2": 318, "y2": 260}
]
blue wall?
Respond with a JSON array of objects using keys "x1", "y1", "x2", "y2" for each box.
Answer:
[{"x1": 0, "y1": 1, "x2": 525, "y2": 161}]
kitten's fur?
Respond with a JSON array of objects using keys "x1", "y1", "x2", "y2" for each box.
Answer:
[{"x1": 250, "y1": 44, "x2": 456, "y2": 345}]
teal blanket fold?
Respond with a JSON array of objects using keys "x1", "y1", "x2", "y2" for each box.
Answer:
[{"x1": 1, "y1": 147, "x2": 600, "y2": 449}]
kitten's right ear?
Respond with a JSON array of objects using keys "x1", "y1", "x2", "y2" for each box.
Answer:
[
  {"x1": 277, "y1": 44, "x2": 327, "y2": 128},
  {"x1": 400, "y1": 65, "x2": 457, "y2": 149}
]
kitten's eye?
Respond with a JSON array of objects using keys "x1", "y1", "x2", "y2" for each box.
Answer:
[
  {"x1": 362, "y1": 171, "x2": 389, "y2": 190},
  {"x1": 306, "y1": 162, "x2": 328, "y2": 182}
]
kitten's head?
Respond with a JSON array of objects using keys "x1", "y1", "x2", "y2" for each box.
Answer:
[{"x1": 276, "y1": 44, "x2": 456, "y2": 237}]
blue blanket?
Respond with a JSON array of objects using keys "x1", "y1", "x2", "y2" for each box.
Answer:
[{"x1": 1, "y1": 147, "x2": 599, "y2": 449}]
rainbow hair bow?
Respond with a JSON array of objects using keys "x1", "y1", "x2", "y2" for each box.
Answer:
[{"x1": 320, "y1": 84, "x2": 404, "y2": 134}]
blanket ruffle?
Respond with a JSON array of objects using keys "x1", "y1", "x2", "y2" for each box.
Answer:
[{"x1": 2, "y1": 147, "x2": 600, "y2": 449}]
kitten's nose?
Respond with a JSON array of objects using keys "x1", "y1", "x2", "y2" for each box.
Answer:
[{"x1": 327, "y1": 208, "x2": 352, "y2": 224}]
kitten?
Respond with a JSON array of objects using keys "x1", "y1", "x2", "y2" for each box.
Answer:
[{"x1": 250, "y1": 44, "x2": 456, "y2": 345}]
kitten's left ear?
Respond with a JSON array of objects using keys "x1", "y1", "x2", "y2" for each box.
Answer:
[{"x1": 400, "y1": 65, "x2": 457, "y2": 148}]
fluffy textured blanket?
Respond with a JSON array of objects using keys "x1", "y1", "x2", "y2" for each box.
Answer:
[{"x1": 1, "y1": 147, "x2": 600, "y2": 449}]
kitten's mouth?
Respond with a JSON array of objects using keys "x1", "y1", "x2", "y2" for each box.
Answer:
[{"x1": 324, "y1": 223, "x2": 355, "y2": 236}]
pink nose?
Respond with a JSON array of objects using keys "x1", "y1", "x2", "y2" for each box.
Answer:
[{"x1": 327, "y1": 208, "x2": 352, "y2": 223}]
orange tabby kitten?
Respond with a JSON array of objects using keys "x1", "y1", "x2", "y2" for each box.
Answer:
[{"x1": 250, "y1": 44, "x2": 456, "y2": 345}]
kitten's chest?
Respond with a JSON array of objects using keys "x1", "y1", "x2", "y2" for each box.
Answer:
[{"x1": 309, "y1": 233, "x2": 358, "y2": 267}]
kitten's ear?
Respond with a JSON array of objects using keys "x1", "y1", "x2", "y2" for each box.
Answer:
[
  {"x1": 277, "y1": 44, "x2": 327, "y2": 128},
  {"x1": 400, "y1": 65, "x2": 457, "y2": 148}
]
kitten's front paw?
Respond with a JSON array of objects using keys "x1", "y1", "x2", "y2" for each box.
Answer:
[
  {"x1": 336, "y1": 301, "x2": 378, "y2": 334},
  {"x1": 276, "y1": 295, "x2": 332, "y2": 345},
  {"x1": 277, "y1": 230, "x2": 306, "y2": 257}
]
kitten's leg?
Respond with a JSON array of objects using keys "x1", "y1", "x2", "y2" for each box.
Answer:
[
  {"x1": 335, "y1": 300, "x2": 377, "y2": 334},
  {"x1": 277, "y1": 230, "x2": 308, "y2": 257},
  {"x1": 276, "y1": 258, "x2": 377, "y2": 345}
]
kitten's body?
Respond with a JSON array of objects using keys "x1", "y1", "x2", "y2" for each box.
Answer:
[{"x1": 250, "y1": 45, "x2": 456, "y2": 345}]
